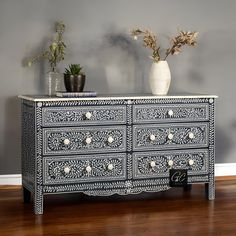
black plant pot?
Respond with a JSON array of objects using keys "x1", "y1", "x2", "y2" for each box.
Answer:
[{"x1": 64, "y1": 74, "x2": 86, "y2": 92}]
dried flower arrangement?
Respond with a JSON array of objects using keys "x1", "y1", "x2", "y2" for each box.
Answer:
[
  {"x1": 130, "y1": 28, "x2": 198, "y2": 62},
  {"x1": 27, "y1": 21, "x2": 66, "y2": 72}
]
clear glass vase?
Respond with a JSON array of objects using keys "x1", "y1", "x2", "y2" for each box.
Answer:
[{"x1": 46, "y1": 71, "x2": 62, "y2": 96}]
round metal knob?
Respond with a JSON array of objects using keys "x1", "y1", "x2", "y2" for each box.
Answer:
[
  {"x1": 150, "y1": 134, "x2": 156, "y2": 141},
  {"x1": 107, "y1": 136, "x2": 114, "y2": 143},
  {"x1": 150, "y1": 161, "x2": 156, "y2": 168},
  {"x1": 86, "y1": 166, "x2": 92, "y2": 173},
  {"x1": 85, "y1": 112, "x2": 92, "y2": 119},
  {"x1": 63, "y1": 138, "x2": 70, "y2": 145},
  {"x1": 189, "y1": 160, "x2": 194, "y2": 166},
  {"x1": 64, "y1": 166, "x2": 71, "y2": 174},
  {"x1": 107, "y1": 164, "x2": 114, "y2": 171},
  {"x1": 188, "y1": 132, "x2": 194, "y2": 139},
  {"x1": 168, "y1": 160, "x2": 174, "y2": 167},
  {"x1": 168, "y1": 110, "x2": 174, "y2": 116},
  {"x1": 168, "y1": 133, "x2": 174, "y2": 140},
  {"x1": 85, "y1": 137, "x2": 92, "y2": 144}
]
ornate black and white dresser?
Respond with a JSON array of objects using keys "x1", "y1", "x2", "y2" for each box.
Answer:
[{"x1": 19, "y1": 94, "x2": 217, "y2": 214}]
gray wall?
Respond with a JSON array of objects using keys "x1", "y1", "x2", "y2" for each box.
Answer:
[{"x1": 0, "y1": 0, "x2": 235, "y2": 174}]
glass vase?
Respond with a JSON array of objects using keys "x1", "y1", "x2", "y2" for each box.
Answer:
[{"x1": 46, "y1": 71, "x2": 62, "y2": 96}]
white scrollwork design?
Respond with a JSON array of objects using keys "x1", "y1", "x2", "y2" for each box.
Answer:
[
  {"x1": 45, "y1": 155, "x2": 125, "y2": 184},
  {"x1": 133, "y1": 150, "x2": 208, "y2": 179},
  {"x1": 20, "y1": 96, "x2": 216, "y2": 214},
  {"x1": 45, "y1": 127, "x2": 126, "y2": 154},
  {"x1": 134, "y1": 104, "x2": 208, "y2": 123},
  {"x1": 134, "y1": 123, "x2": 207, "y2": 150},
  {"x1": 43, "y1": 106, "x2": 126, "y2": 126}
]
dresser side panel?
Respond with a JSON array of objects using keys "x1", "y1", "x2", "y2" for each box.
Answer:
[{"x1": 21, "y1": 100, "x2": 36, "y2": 192}]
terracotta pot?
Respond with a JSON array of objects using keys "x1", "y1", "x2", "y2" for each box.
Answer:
[{"x1": 64, "y1": 74, "x2": 85, "y2": 92}]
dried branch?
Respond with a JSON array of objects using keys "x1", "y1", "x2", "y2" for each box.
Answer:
[
  {"x1": 164, "y1": 30, "x2": 198, "y2": 60},
  {"x1": 130, "y1": 28, "x2": 198, "y2": 62},
  {"x1": 131, "y1": 28, "x2": 160, "y2": 62}
]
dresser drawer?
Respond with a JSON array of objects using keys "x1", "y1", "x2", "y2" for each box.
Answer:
[
  {"x1": 133, "y1": 123, "x2": 209, "y2": 151},
  {"x1": 133, "y1": 149, "x2": 209, "y2": 179},
  {"x1": 43, "y1": 126, "x2": 126, "y2": 155},
  {"x1": 133, "y1": 103, "x2": 209, "y2": 123},
  {"x1": 43, "y1": 153, "x2": 127, "y2": 184},
  {"x1": 42, "y1": 105, "x2": 127, "y2": 127}
]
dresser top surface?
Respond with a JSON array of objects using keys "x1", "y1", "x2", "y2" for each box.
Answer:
[{"x1": 18, "y1": 93, "x2": 218, "y2": 102}]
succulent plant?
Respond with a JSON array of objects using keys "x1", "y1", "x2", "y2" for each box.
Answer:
[{"x1": 64, "y1": 64, "x2": 84, "y2": 76}]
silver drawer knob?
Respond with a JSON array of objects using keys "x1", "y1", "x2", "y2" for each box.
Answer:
[
  {"x1": 86, "y1": 166, "x2": 92, "y2": 173},
  {"x1": 85, "y1": 112, "x2": 92, "y2": 119},
  {"x1": 64, "y1": 166, "x2": 71, "y2": 174},
  {"x1": 168, "y1": 109, "x2": 174, "y2": 116},
  {"x1": 150, "y1": 134, "x2": 156, "y2": 141},
  {"x1": 189, "y1": 160, "x2": 194, "y2": 166},
  {"x1": 85, "y1": 137, "x2": 92, "y2": 144},
  {"x1": 107, "y1": 136, "x2": 114, "y2": 143},
  {"x1": 150, "y1": 161, "x2": 156, "y2": 168},
  {"x1": 63, "y1": 138, "x2": 70, "y2": 145},
  {"x1": 188, "y1": 132, "x2": 194, "y2": 139},
  {"x1": 107, "y1": 164, "x2": 114, "y2": 171},
  {"x1": 168, "y1": 160, "x2": 174, "y2": 167},
  {"x1": 168, "y1": 133, "x2": 174, "y2": 140}
]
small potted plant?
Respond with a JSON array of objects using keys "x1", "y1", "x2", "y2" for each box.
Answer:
[{"x1": 64, "y1": 64, "x2": 86, "y2": 92}]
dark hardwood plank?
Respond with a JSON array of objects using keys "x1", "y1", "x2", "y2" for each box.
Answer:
[{"x1": 1, "y1": 180, "x2": 236, "y2": 236}]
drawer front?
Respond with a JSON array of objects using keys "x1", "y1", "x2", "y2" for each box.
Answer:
[
  {"x1": 133, "y1": 149, "x2": 209, "y2": 179},
  {"x1": 133, "y1": 104, "x2": 209, "y2": 123},
  {"x1": 43, "y1": 153, "x2": 127, "y2": 184},
  {"x1": 133, "y1": 123, "x2": 208, "y2": 151},
  {"x1": 43, "y1": 126, "x2": 126, "y2": 155},
  {"x1": 42, "y1": 105, "x2": 126, "y2": 127}
]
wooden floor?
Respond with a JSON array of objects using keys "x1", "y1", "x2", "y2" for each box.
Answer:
[{"x1": 1, "y1": 178, "x2": 236, "y2": 236}]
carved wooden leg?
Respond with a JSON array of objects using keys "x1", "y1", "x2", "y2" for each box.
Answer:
[
  {"x1": 23, "y1": 187, "x2": 31, "y2": 203},
  {"x1": 34, "y1": 186, "x2": 44, "y2": 215}
]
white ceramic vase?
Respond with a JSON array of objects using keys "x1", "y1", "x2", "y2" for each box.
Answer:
[{"x1": 149, "y1": 60, "x2": 171, "y2": 95}]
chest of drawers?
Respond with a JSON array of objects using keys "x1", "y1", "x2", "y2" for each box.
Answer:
[{"x1": 19, "y1": 94, "x2": 217, "y2": 214}]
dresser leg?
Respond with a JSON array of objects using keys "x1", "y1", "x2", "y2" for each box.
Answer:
[
  {"x1": 34, "y1": 187, "x2": 44, "y2": 214},
  {"x1": 23, "y1": 187, "x2": 31, "y2": 203},
  {"x1": 205, "y1": 181, "x2": 215, "y2": 200}
]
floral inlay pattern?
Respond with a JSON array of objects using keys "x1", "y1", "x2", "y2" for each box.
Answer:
[
  {"x1": 134, "y1": 104, "x2": 208, "y2": 122},
  {"x1": 134, "y1": 123, "x2": 207, "y2": 150},
  {"x1": 44, "y1": 155, "x2": 126, "y2": 184},
  {"x1": 42, "y1": 106, "x2": 126, "y2": 126},
  {"x1": 134, "y1": 151, "x2": 208, "y2": 178},
  {"x1": 45, "y1": 126, "x2": 126, "y2": 154},
  {"x1": 20, "y1": 96, "x2": 216, "y2": 215}
]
